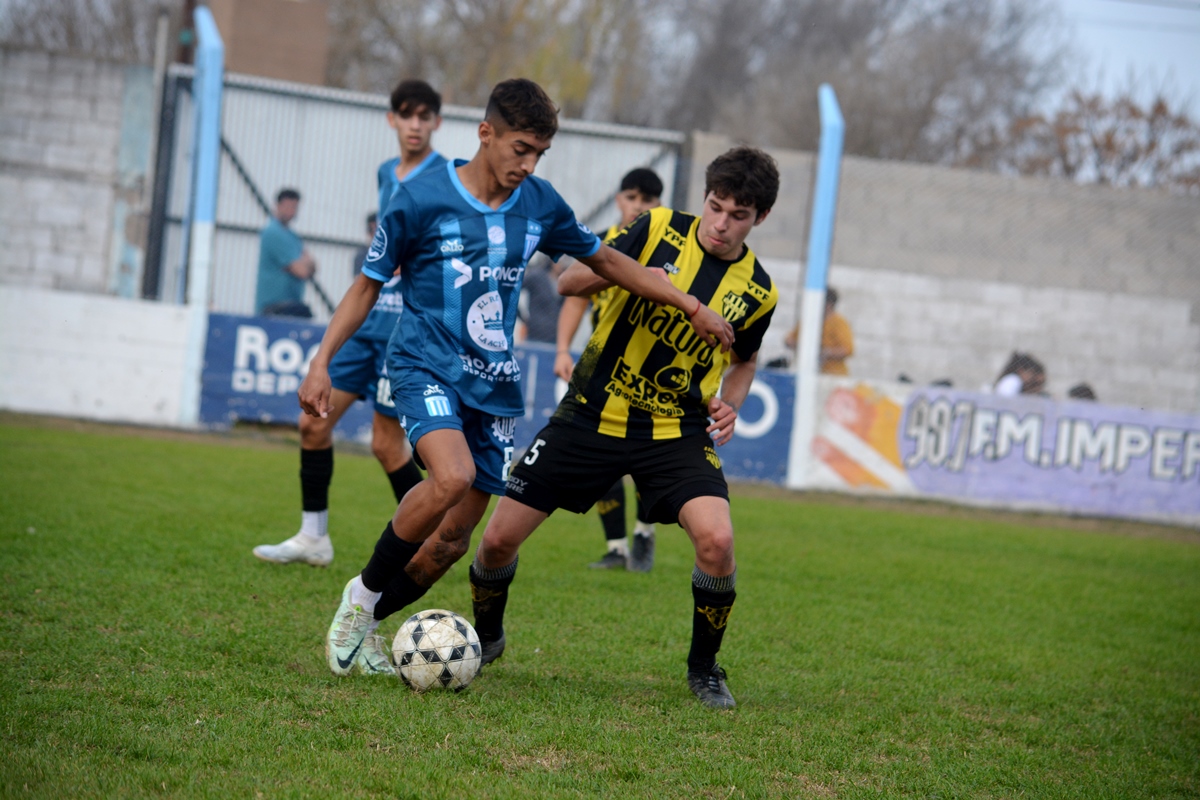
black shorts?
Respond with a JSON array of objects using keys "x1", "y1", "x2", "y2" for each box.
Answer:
[{"x1": 505, "y1": 421, "x2": 728, "y2": 525}]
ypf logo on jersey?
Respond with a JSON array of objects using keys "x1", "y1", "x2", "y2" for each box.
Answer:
[
  {"x1": 721, "y1": 291, "x2": 749, "y2": 323},
  {"x1": 467, "y1": 291, "x2": 508, "y2": 352},
  {"x1": 365, "y1": 224, "x2": 388, "y2": 262}
]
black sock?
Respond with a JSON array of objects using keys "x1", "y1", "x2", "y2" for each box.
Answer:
[
  {"x1": 386, "y1": 460, "x2": 423, "y2": 504},
  {"x1": 373, "y1": 568, "x2": 429, "y2": 621},
  {"x1": 360, "y1": 521, "x2": 420, "y2": 593},
  {"x1": 687, "y1": 568, "x2": 737, "y2": 672},
  {"x1": 634, "y1": 489, "x2": 649, "y2": 525},
  {"x1": 596, "y1": 480, "x2": 626, "y2": 543},
  {"x1": 300, "y1": 447, "x2": 334, "y2": 512},
  {"x1": 469, "y1": 556, "x2": 518, "y2": 642}
]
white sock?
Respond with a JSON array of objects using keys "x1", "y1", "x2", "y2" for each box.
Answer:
[
  {"x1": 608, "y1": 539, "x2": 629, "y2": 556},
  {"x1": 350, "y1": 574, "x2": 381, "y2": 614},
  {"x1": 300, "y1": 510, "x2": 328, "y2": 538},
  {"x1": 633, "y1": 521, "x2": 655, "y2": 537}
]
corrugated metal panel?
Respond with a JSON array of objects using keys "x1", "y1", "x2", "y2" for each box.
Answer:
[{"x1": 162, "y1": 66, "x2": 682, "y2": 320}]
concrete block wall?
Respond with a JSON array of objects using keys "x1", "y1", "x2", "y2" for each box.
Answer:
[
  {"x1": 688, "y1": 133, "x2": 1200, "y2": 414},
  {"x1": 0, "y1": 48, "x2": 127, "y2": 293}
]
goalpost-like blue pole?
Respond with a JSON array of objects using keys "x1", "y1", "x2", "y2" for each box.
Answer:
[
  {"x1": 179, "y1": 6, "x2": 224, "y2": 426},
  {"x1": 786, "y1": 84, "x2": 844, "y2": 489}
]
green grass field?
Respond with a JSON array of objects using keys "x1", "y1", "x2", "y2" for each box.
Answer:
[{"x1": 1, "y1": 416, "x2": 1198, "y2": 798}]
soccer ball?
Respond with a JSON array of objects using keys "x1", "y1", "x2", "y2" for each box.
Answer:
[{"x1": 392, "y1": 609, "x2": 482, "y2": 692}]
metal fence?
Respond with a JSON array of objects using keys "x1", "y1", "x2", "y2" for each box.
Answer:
[{"x1": 145, "y1": 67, "x2": 684, "y2": 322}]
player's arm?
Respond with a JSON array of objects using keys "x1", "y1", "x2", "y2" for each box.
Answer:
[
  {"x1": 286, "y1": 250, "x2": 316, "y2": 280},
  {"x1": 297, "y1": 273, "x2": 382, "y2": 418},
  {"x1": 707, "y1": 350, "x2": 759, "y2": 446},
  {"x1": 554, "y1": 295, "x2": 589, "y2": 380},
  {"x1": 575, "y1": 244, "x2": 733, "y2": 352},
  {"x1": 558, "y1": 260, "x2": 612, "y2": 297}
]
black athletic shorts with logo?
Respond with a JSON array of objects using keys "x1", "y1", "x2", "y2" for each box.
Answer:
[{"x1": 505, "y1": 421, "x2": 729, "y2": 525}]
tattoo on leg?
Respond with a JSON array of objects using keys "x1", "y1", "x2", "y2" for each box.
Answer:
[{"x1": 405, "y1": 524, "x2": 472, "y2": 587}]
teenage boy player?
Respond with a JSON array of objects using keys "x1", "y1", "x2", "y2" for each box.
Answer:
[
  {"x1": 298, "y1": 79, "x2": 734, "y2": 677},
  {"x1": 253, "y1": 80, "x2": 445, "y2": 567},
  {"x1": 471, "y1": 146, "x2": 780, "y2": 709},
  {"x1": 555, "y1": 167, "x2": 664, "y2": 571}
]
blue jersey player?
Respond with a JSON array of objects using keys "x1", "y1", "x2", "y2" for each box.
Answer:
[
  {"x1": 299, "y1": 79, "x2": 734, "y2": 678},
  {"x1": 252, "y1": 80, "x2": 444, "y2": 568}
]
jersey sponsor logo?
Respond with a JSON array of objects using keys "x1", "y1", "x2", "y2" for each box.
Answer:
[
  {"x1": 664, "y1": 226, "x2": 687, "y2": 250},
  {"x1": 479, "y1": 265, "x2": 524, "y2": 283},
  {"x1": 458, "y1": 353, "x2": 520, "y2": 382},
  {"x1": 625, "y1": 296, "x2": 715, "y2": 367},
  {"x1": 366, "y1": 225, "x2": 388, "y2": 262},
  {"x1": 424, "y1": 384, "x2": 444, "y2": 396},
  {"x1": 424, "y1": 395, "x2": 453, "y2": 416},
  {"x1": 662, "y1": 261, "x2": 680, "y2": 275},
  {"x1": 441, "y1": 238, "x2": 464, "y2": 254},
  {"x1": 487, "y1": 225, "x2": 506, "y2": 245},
  {"x1": 606, "y1": 357, "x2": 685, "y2": 417},
  {"x1": 451, "y1": 258, "x2": 472, "y2": 289},
  {"x1": 721, "y1": 291, "x2": 749, "y2": 323},
  {"x1": 704, "y1": 445, "x2": 722, "y2": 470},
  {"x1": 506, "y1": 476, "x2": 527, "y2": 495},
  {"x1": 576, "y1": 221, "x2": 594, "y2": 237},
  {"x1": 490, "y1": 416, "x2": 516, "y2": 443},
  {"x1": 655, "y1": 365, "x2": 691, "y2": 393},
  {"x1": 747, "y1": 281, "x2": 771, "y2": 302},
  {"x1": 467, "y1": 291, "x2": 508, "y2": 352}
]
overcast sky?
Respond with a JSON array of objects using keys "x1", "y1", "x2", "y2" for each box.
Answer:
[{"x1": 1056, "y1": 0, "x2": 1200, "y2": 114}]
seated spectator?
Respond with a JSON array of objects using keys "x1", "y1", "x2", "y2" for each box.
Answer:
[
  {"x1": 1067, "y1": 383, "x2": 1097, "y2": 401},
  {"x1": 993, "y1": 351, "x2": 1046, "y2": 397},
  {"x1": 783, "y1": 287, "x2": 854, "y2": 374}
]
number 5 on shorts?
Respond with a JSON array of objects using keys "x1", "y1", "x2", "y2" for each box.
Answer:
[{"x1": 523, "y1": 438, "x2": 546, "y2": 465}]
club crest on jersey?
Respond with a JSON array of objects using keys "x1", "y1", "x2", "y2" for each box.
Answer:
[
  {"x1": 662, "y1": 262, "x2": 680, "y2": 275},
  {"x1": 467, "y1": 291, "x2": 508, "y2": 352},
  {"x1": 366, "y1": 225, "x2": 387, "y2": 262},
  {"x1": 490, "y1": 416, "x2": 516, "y2": 443},
  {"x1": 523, "y1": 234, "x2": 541, "y2": 262},
  {"x1": 441, "y1": 238, "x2": 464, "y2": 254},
  {"x1": 721, "y1": 291, "x2": 749, "y2": 323}
]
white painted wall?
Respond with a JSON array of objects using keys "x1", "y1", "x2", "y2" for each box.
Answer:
[{"x1": 0, "y1": 285, "x2": 191, "y2": 425}]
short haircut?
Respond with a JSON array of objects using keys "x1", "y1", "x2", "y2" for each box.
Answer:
[
  {"x1": 704, "y1": 146, "x2": 780, "y2": 217},
  {"x1": 390, "y1": 79, "x2": 441, "y2": 115},
  {"x1": 997, "y1": 351, "x2": 1046, "y2": 382},
  {"x1": 1067, "y1": 383, "x2": 1097, "y2": 400},
  {"x1": 619, "y1": 167, "x2": 663, "y2": 199},
  {"x1": 276, "y1": 188, "x2": 300, "y2": 203},
  {"x1": 366, "y1": 212, "x2": 377, "y2": 225},
  {"x1": 484, "y1": 79, "x2": 558, "y2": 140},
  {"x1": 826, "y1": 287, "x2": 839, "y2": 306}
]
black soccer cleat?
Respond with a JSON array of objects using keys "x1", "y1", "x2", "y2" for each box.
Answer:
[
  {"x1": 687, "y1": 663, "x2": 736, "y2": 709},
  {"x1": 588, "y1": 550, "x2": 627, "y2": 570},
  {"x1": 628, "y1": 532, "x2": 655, "y2": 572},
  {"x1": 480, "y1": 630, "x2": 506, "y2": 666}
]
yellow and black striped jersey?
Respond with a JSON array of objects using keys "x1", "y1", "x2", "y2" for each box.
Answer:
[{"x1": 555, "y1": 207, "x2": 777, "y2": 440}]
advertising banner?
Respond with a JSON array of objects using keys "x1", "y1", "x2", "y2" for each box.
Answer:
[{"x1": 806, "y1": 378, "x2": 1200, "y2": 526}]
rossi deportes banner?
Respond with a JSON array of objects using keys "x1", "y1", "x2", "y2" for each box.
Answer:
[{"x1": 804, "y1": 378, "x2": 1200, "y2": 527}]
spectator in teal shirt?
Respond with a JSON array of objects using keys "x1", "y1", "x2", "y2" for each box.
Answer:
[{"x1": 255, "y1": 188, "x2": 316, "y2": 317}]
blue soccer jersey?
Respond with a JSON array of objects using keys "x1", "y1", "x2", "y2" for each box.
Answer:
[
  {"x1": 362, "y1": 159, "x2": 602, "y2": 417},
  {"x1": 358, "y1": 150, "x2": 448, "y2": 342}
]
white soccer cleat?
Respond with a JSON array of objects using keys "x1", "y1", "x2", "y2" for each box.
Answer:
[
  {"x1": 252, "y1": 532, "x2": 333, "y2": 566},
  {"x1": 356, "y1": 633, "x2": 397, "y2": 677},
  {"x1": 326, "y1": 578, "x2": 376, "y2": 676}
]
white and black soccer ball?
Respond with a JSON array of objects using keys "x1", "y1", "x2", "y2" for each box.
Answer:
[{"x1": 392, "y1": 609, "x2": 482, "y2": 692}]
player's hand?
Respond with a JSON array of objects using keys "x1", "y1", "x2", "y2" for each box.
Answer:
[
  {"x1": 553, "y1": 351, "x2": 575, "y2": 381},
  {"x1": 689, "y1": 303, "x2": 734, "y2": 352},
  {"x1": 298, "y1": 365, "x2": 333, "y2": 418},
  {"x1": 706, "y1": 396, "x2": 738, "y2": 446}
]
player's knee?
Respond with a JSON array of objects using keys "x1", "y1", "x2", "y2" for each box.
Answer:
[
  {"x1": 694, "y1": 526, "x2": 735, "y2": 566},
  {"x1": 369, "y1": 437, "x2": 395, "y2": 465},
  {"x1": 428, "y1": 462, "x2": 475, "y2": 505},
  {"x1": 299, "y1": 413, "x2": 333, "y2": 447}
]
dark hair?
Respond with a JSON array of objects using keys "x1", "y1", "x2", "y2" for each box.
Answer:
[
  {"x1": 619, "y1": 167, "x2": 663, "y2": 199},
  {"x1": 485, "y1": 79, "x2": 558, "y2": 140},
  {"x1": 704, "y1": 146, "x2": 779, "y2": 217},
  {"x1": 1067, "y1": 383, "x2": 1097, "y2": 401},
  {"x1": 276, "y1": 188, "x2": 300, "y2": 203},
  {"x1": 390, "y1": 79, "x2": 441, "y2": 115},
  {"x1": 996, "y1": 351, "x2": 1045, "y2": 382},
  {"x1": 825, "y1": 287, "x2": 839, "y2": 306},
  {"x1": 366, "y1": 212, "x2": 377, "y2": 225}
]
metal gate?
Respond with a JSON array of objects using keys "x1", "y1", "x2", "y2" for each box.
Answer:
[{"x1": 144, "y1": 67, "x2": 684, "y2": 321}]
